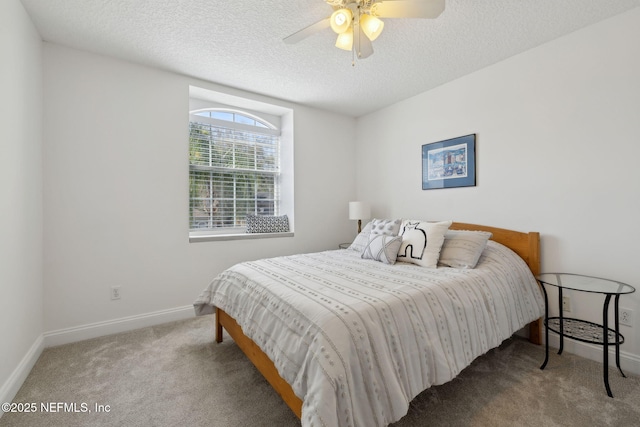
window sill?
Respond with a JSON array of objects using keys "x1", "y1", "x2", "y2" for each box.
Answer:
[{"x1": 189, "y1": 232, "x2": 294, "y2": 243}]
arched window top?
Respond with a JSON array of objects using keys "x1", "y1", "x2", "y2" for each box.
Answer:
[{"x1": 191, "y1": 108, "x2": 276, "y2": 130}]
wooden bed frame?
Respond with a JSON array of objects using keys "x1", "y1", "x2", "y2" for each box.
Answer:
[{"x1": 214, "y1": 222, "x2": 541, "y2": 419}]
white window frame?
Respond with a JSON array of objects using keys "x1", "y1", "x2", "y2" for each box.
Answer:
[{"x1": 188, "y1": 87, "x2": 294, "y2": 242}]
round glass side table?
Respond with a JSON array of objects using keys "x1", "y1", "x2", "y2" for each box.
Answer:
[{"x1": 537, "y1": 273, "x2": 635, "y2": 398}]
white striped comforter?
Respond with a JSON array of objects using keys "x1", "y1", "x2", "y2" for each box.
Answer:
[{"x1": 194, "y1": 240, "x2": 544, "y2": 427}]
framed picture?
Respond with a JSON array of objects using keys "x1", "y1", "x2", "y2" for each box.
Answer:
[{"x1": 422, "y1": 134, "x2": 476, "y2": 190}]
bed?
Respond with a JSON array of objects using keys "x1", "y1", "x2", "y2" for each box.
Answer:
[{"x1": 194, "y1": 222, "x2": 543, "y2": 426}]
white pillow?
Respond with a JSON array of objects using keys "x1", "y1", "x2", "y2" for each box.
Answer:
[
  {"x1": 347, "y1": 221, "x2": 373, "y2": 252},
  {"x1": 362, "y1": 235, "x2": 403, "y2": 265},
  {"x1": 397, "y1": 220, "x2": 452, "y2": 268},
  {"x1": 438, "y1": 230, "x2": 492, "y2": 269}
]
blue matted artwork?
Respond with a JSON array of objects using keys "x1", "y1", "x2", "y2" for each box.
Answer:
[{"x1": 422, "y1": 134, "x2": 476, "y2": 190}]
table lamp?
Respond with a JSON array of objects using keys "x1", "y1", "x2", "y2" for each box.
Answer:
[{"x1": 349, "y1": 201, "x2": 371, "y2": 234}]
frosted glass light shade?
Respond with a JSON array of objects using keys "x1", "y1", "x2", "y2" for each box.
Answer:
[
  {"x1": 360, "y1": 14, "x2": 384, "y2": 41},
  {"x1": 349, "y1": 201, "x2": 371, "y2": 220},
  {"x1": 335, "y1": 28, "x2": 354, "y2": 51},
  {"x1": 330, "y1": 8, "x2": 353, "y2": 34}
]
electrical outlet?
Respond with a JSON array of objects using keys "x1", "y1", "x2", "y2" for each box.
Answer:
[
  {"x1": 110, "y1": 286, "x2": 121, "y2": 300},
  {"x1": 620, "y1": 308, "x2": 633, "y2": 327},
  {"x1": 562, "y1": 296, "x2": 571, "y2": 312}
]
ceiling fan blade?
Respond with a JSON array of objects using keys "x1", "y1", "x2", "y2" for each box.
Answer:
[
  {"x1": 283, "y1": 17, "x2": 331, "y2": 44},
  {"x1": 371, "y1": 0, "x2": 445, "y2": 19},
  {"x1": 355, "y1": 26, "x2": 374, "y2": 59}
]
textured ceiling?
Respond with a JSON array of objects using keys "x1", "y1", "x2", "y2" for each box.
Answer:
[{"x1": 20, "y1": 0, "x2": 640, "y2": 117}]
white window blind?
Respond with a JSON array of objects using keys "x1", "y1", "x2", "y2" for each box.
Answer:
[{"x1": 189, "y1": 112, "x2": 281, "y2": 233}]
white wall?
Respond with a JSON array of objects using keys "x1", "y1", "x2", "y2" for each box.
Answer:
[
  {"x1": 356, "y1": 8, "x2": 640, "y2": 369},
  {"x1": 42, "y1": 44, "x2": 357, "y2": 334},
  {"x1": 0, "y1": 0, "x2": 44, "y2": 404},
  {"x1": 7, "y1": 1, "x2": 637, "y2": 403}
]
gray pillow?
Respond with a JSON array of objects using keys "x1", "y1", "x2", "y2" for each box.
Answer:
[
  {"x1": 246, "y1": 214, "x2": 289, "y2": 233},
  {"x1": 438, "y1": 230, "x2": 492, "y2": 268},
  {"x1": 370, "y1": 218, "x2": 402, "y2": 236},
  {"x1": 362, "y1": 235, "x2": 403, "y2": 265}
]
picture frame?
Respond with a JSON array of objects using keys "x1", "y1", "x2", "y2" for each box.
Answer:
[{"x1": 422, "y1": 134, "x2": 476, "y2": 190}]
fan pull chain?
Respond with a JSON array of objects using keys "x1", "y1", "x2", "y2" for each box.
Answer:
[{"x1": 353, "y1": 5, "x2": 360, "y2": 66}]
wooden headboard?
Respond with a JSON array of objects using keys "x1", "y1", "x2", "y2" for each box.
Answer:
[{"x1": 450, "y1": 222, "x2": 540, "y2": 276}]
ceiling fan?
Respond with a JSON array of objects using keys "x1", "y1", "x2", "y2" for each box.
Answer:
[{"x1": 283, "y1": 0, "x2": 445, "y2": 60}]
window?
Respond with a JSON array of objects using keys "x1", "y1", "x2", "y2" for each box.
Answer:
[
  {"x1": 188, "y1": 86, "x2": 294, "y2": 242},
  {"x1": 189, "y1": 109, "x2": 281, "y2": 234}
]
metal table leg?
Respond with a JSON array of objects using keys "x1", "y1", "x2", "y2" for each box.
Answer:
[
  {"x1": 540, "y1": 283, "x2": 549, "y2": 370},
  {"x1": 614, "y1": 294, "x2": 626, "y2": 378},
  {"x1": 603, "y1": 294, "x2": 613, "y2": 398},
  {"x1": 558, "y1": 287, "x2": 564, "y2": 355}
]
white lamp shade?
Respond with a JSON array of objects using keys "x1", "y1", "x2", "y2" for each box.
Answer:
[
  {"x1": 335, "y1": 27, "x2": 354, "y2": 51},
  {"x1": 349, "y1": 201, "x2": 371, "y2": 220},
  {"x1": 330, "y1": 9, "x2": 353, "y2": 34},
  {"x1": 360, "y1": 14, "x2": 384, "y2": 41}
]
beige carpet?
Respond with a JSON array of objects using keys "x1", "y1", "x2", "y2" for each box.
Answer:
[{"x1": 2, "y1": 315, "x2": 640, "y2": 427}]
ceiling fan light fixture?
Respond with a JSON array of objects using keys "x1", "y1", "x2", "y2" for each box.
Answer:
[
  {"x1": 283, "y1": 0, "x2": 447, "y2": 61},
  {"x1": 330, "y1": 8, "x2": 353, "y2": 34},
  {"x1": 360, "y1": 14, "x2": 384, "y2": 41},
  {"x1": 335, "y1": 27, "x2": 354, "y2": 51}
]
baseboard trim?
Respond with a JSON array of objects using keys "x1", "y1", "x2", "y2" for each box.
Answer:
[
  {"x1": 0, "y1": 335, "x2": 44, "y2": 417},
  {"x1": 546, "y1": 334, "x2": 640, "y2": 376},
  {"x1": 1, "y1": 306, "x2": 196, "y2": 414},
  {"x1": 43, "y1": 305, "x2": 195, "y2": 347}
]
